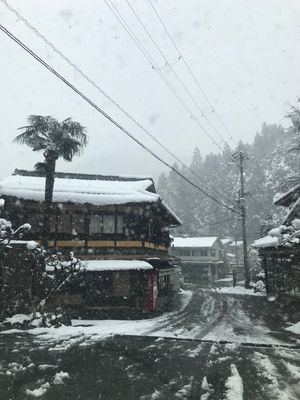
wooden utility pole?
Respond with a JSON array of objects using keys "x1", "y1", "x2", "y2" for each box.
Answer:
[{"x1": 233, "y1": 150, "x2": 251, "y2": 288}]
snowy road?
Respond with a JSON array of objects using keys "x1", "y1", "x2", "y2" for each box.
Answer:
[{"x1": 1, "y1": 284, "x2": 300, "y2": 399}]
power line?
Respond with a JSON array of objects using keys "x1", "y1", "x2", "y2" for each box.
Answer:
[
  {"x1": 125, "y1": 0, "x2": 229, "y2": 149},
  {"x1": 104, "y1": 0, "x2": 225, "y2": 153},
  {"x1": 147, "y1": 0, "x2": 237, "y2": 147},
  {"x1": 0, "y1": 0, "x2": 232, "y2": 204},
  {"x1": 0, "y1": 22, "x2": 237, "y2": 214}
]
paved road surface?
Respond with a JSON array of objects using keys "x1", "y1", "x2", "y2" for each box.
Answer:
[{"x1": 0, "y1": 284, "x2": 299, "y2": 399}]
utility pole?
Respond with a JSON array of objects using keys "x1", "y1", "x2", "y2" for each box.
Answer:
[{"x1": 233, "y1": 150, "x2": 251, "y2": 288}]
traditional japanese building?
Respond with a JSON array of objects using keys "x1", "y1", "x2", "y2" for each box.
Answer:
[
  {"x1": 252, "y1": 184, "x2": 300, "y2": 296},
  {"x1": 0, "y1": 169, "x2": 182, "y2": 313},
  {"x1": 169, "y1": 236, "x2": 226, "y2": 283}
]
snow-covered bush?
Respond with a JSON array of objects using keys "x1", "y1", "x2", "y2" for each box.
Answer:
[
  {"x1": 0, "y1": 199, "x2": 32, "y2": 248},
  {"x1": 38, "y1": 252, "x2": 84, "y2": 310},
  {"x1": 2, "y1": 311, "x2": 68, "y2": 329},
  {"x1": 250, "y1": 279, "x2": 266, "y2": 293},
  {"x1": 248, "y1": 249, "x2": 266, "y2": 293},
  {"x1": 0, "y1": 199, "x2": 81, "y2": 327}
]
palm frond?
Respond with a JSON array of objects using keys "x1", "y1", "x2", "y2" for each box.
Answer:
[
  {"x1": 15, "y1": 114, "x2": 88, "y2": 161},
  {"x1": 34, "y1": 162, "x2": 47, "y2": 173},
  {"x1": 61, "y1": 118, "x2": 88, "y2": 145}
]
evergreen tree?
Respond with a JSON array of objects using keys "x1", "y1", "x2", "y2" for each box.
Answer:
[{"x1": 155, "y1": 119, "x2": 296, "y2": 241}]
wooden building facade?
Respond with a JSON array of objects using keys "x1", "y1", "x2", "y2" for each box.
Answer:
[
  {"x1": 252, "y1": 184, "x2": 300, "y2": 296},
  {"x1": 0, "y1": 170, "x2": 182, "y2": 313}
]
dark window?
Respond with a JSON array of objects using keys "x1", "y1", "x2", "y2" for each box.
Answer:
[
  {"x1": 89, "y1": 215, "x2": 116, "y2": 234},
  {"x1": 191, "y1": 249, "x2": 208, "y2": 257},
  {"x1": 89, "y1": 215, "x2": 102, "y2": 234},
  {"x1": 116, "y1": 215, "x2": 124, "y2": 234},
  {"x1": 29, "y1": 214, "x2": 43, "y2": 233},
  {"x1": 103, "y1": 215, "x2": 115, "y2": 233},
  {"x1": 71, "y1": 214, "x2": 85, "y2": 234},
  {"x1": 57, "y1": 214, "x2": 71, "y2": 233},
  {"x1": 113, "y1": 272, "x2": 129, "y2": 296},
  {"x1": 176, "y1": 248, "x2": 191, "y2": 257}
]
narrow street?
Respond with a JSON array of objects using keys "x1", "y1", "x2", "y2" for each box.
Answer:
[{"x1": 1, "y1": 284, "x2": 300, "y2": 399}]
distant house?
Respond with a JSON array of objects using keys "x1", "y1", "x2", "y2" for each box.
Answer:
[
  {"x1": 252, "y1": 185, "x2": 300, "y2": 296},
  {"x1": 169, "y1": 236, "x2": 226, "y2": 282},
  {"x1": 221, "y1": 239, "x2": 244, "y2": 280},
  {"x1": 0, "y1": 169, "x2": 182, "y2": 313}
]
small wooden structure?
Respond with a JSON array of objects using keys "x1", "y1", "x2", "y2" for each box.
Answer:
[
  {"x1": 0, "y1": 170, "x2": 182, "y2": 313},
  {"x1": 253, "y1": 242, "x2": 300, "y2": 296},
  {"x1": 169, "y1": 236, "x2": 226, "y2": 283},
  {"x1": 252, "y1": 184, "x2": 300, "y2": 296},
  {"x1": 47, "y1": 260, "x2": 181, "y2": 314}
]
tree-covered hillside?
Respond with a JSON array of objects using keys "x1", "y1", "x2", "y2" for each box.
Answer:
[{"x1": 156, "y1": 120, "x2": 298, "y2": 241}]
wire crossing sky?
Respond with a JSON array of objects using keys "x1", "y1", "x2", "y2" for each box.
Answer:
[
  {"x1": 0, "y1": 0, "x2": 235, "y2": 205},
  {"x1": 0, "y1": 0, "x2": 299, "y2": 181},
  {"x1": 0, "y1": 23, "x2": 238, "y2": 213}
]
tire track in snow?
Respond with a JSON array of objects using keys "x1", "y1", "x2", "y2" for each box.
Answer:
[
  {"x1": 195, "y1": 296, "x2": 228, "y2": 339},
  {"x1": 201, "y1": 294, "x2": 284, "y2": 345},
  {"x1": 252, "y1": 351, "x2": 299, "y2": 400},
  {"x1": 145, "y1": 288, "x2": 222, "y2": 338}
]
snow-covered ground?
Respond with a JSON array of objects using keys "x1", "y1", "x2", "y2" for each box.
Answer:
[
  {"x1": 215, "y1": 286, "x2": 266, "y2": 296},
  {"x1": 1, "y1": 286, "x2": 298, "y2": 351},
  {"x1": 285, "y1": 322, "x2": 300, "y2": 335},
  {"x1": 1, "y1": 285, "x2": 300, "y2": 400},
  {"x1": 2, "y1": 290, "x2": 193, "y2": 350}
]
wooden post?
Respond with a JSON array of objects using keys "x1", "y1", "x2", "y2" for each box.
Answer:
[{"x1": 238, "y1": 151, "x2": 251, "y2": 288}]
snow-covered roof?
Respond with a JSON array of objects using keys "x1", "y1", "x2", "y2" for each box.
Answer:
[
  {"x1": 273, "y1": 184, "x2": 300, "y2": 207},
  {"x1": 221, "y1": 238, "x2": 232, "y2": 245},
  {"x1": 0, "y1": 174, "x2": 159, "y2": 206},
  {"x1": 161, "y1": 200, "x2": 183, "y2": 225},
  {"x1": 252, "y1": 235, "x2": 279, "y2": 249},
  {"x1": 83, "y1": 260, "x2": 153, "y2": 271},
  {"x1": 0, "y1": 170, "x2": 182, "y2": 226},
  {"x1": 171, "y1": 236, "x2": 220, "y2": 248},
  {"x1": 226, "y1": 253, "x2": 235, "y2": 258},
  {"x1": 282, "y1": 197, "x2": 300, "y2": 225},
  {"x1": 228, "y1": 240, "x2": 243, "y2": 247}
]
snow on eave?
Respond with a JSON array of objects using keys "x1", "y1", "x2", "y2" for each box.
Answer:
[
  {"x1": 221, "y1": 238, "x2": 233, "y2": 245},
  {"x1": 0, "y1": 174, "x2": 160, "y2": 206},
  {"x1": 252, "y1": 235, "x2": 279, "y2": 249},
  {"x1": 282, "y1": 196, "x2": 300, "y2": 225},
  {"x1": 82, "y1": 260, "x2": 153, "y2": 272},
  {"x1": 171, "y1": 236, "x2": 219, "y2": 248},
  {"x1": 160, "y1": 200, "x2": 182, "y2": 226},
  {"x1": 273, "y1": 183, "x2": 300, "y2": 206}
]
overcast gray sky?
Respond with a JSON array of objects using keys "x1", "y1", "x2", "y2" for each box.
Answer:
[{"x1": 1, "y1": 0, "x2": 300, "y2": 181}]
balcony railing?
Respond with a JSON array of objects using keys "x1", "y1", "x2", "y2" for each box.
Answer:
[{"x1": 43, "y1": 239, "x2": 168, "y2": 252}]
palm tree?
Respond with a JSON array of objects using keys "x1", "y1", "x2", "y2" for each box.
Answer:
[{"x1": 15, "y1": 115, "x2": 88, "y2": 246}]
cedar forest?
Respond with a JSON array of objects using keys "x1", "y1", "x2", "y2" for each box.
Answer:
[{"x1": 157, "y1": 106, "x2": 300, "y2": 242}]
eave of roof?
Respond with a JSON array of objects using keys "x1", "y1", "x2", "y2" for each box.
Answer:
[
  {"x1": 274, "y1": 184, "x2": 300, "y2": 207},
  {"x1": 171, "y1": 236, "x2": 220, "y2": 248},
  {"x1": 252, "y1": 235, "x2": 279, "y2": 249},
  {"x1": 0, "y1": 170, "x2": 182, "y2": 227},
  {"x1": 282, "y1": 196, "x2": 300, "y2": 225}
]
